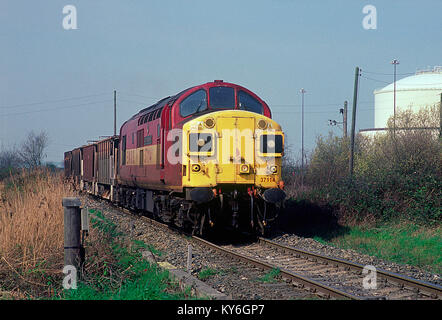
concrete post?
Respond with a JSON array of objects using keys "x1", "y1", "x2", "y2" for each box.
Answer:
[{"x1": 63, "y1": 197, "x2": 83, "y2": 271}]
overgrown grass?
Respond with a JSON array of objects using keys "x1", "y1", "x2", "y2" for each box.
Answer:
[
  {"x1": 313, "y1": 221, "x2": 442, "y2": 274},
  {"x1": 0, "y1": 169, "x2": 73, "y2": 299},
  {"x1": 60, "y1": 210, "x2": 193, "y2": 300}
]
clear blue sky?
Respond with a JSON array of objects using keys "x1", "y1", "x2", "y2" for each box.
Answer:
[{"x1": 1, "y1": 0, "x2": 441, "y2": 163}]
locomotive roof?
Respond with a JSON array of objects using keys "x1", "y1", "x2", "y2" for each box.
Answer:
[
  {"x1": 130, "y1": 86, "x2": 195, "y2": 120},
  {"x1": 127, "y1": 80, "x2": 270, "y2": 122}
]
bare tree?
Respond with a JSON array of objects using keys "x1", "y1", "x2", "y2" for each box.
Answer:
[
  {"x1": 0, "y1": 146, "x2": 22, "y2": 169},
  {"x1": 18, "y1": 131, "x2": 49, "y2": 168}
]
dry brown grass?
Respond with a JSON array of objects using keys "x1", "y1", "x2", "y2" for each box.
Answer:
[{"x1": 0, "y1": 169, "x2": 74, "y2": 298}]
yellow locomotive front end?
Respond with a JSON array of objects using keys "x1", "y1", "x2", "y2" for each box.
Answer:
[{"x1": 181, "y1": 110, "x2": 286, "y2": 234}]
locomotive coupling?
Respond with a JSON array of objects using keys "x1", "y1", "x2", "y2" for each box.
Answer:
[{"x1": 262, "y1": 188, "x2": 286, "y2": 204}]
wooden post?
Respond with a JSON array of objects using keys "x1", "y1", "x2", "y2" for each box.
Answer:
[
  {"x1": 439, "y1": 93, "x2": 441, "y2": 139},
  {"x1": 63, "y1": 197, "x2": 83, "y2": 272},
  {"x1": 300, "y1": 88, "x2": 306, "y2": 186},
  {"x1": 114, "y1": 90, "x2": 117, "y2": 137},
  {"x1": 349, "y1": 67, "x2": 359, "y2": 177},
  {"x1": 343, "y1": 101, "x2": 348, "y2": 139}
]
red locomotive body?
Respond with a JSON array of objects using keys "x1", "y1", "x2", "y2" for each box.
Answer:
[
  {"x1": 65, "y1": 81, "x2": 284, "y2": 235},
  {"x1": 117, "y1": 81, "x2": 271, "y2": 191}
]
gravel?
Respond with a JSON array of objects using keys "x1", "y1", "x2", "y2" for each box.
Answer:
[
  {"x1": 81, "y1": 195, "x2": 320, "y2": 300},
  {"x1": 270, "y1": 232, "x2": 441, "y2": 286},
  {"x1": 80, "y1": 194, "x2": 440, "y2": 300}
]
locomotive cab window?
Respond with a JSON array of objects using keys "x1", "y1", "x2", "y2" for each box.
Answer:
[
  {"x1": 180, "y1": 89, "x2": 207, "y2": 117},
  {"x1": 209, "y1": 86, "x2": 235, "y2": 110},
  {"x1": 259, "y1": 134, "x2": 283, "y2": 155},
  {"x1": 189, "y1": 132, "x2": 214, "y2": 155},
  {"x1": 238, "y1": 90, "x2": 263, "y2": 114}
]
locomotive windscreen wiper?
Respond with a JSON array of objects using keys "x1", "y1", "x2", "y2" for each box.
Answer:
[{"x1": 195, "y1": 100, "x2": 206, "y2": 113}]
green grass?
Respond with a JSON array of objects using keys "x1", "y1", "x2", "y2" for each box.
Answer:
[
  {"x1": 59, "y1": 210, "x2": 195, "y2": 300},
  {"x1": 198, "y1": 268, "x2": 219, "y2": 280},
  {"x1": 314, "y1": 221, "x2": 442, "y2": 274},
  {"x1": 256, "y1": 268, "x2": 280, "y2": 283},
  {"x1": 62, "y1": 258, "x2": 188, "y2": 300}
]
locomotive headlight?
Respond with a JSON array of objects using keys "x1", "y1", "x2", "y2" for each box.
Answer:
[
  {"x1": 191, "y1": 164, "x2": 201, "y2": 172},
  {"x1": 240, "y1": 164, "x2": 250, "y2": 174},
  {"x1": 204, "y1": 117, "x2": 215, "y2": 128},
  {"x1": 269, "y1": 165, "x2": 278, "y2": 174},
  {"x1": 257, "y1": 119, "x2": 267, "y2": 130}
]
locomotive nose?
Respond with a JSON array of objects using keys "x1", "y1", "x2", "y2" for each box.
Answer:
[
  {"x1": 182, "y1": 110, "x2": 284, "y2": 190},
  {"x1": 215, "y1": 116, "x2": 255, "y2": 185}
]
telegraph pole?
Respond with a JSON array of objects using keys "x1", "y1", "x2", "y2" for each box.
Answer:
[
  {"x1": 349, "y1": 67, "x2": 360, "y2": 177},
  {"x1": 300, "y1": 88, "x2": 306, "y2": 184},
  {"x1": 341, "y1": 101, "x2": 348, "y2": 138},
  {"x1": 114, "y1": 90, "x2": 117, "y2": 136},
  {"x1": 391, "y1": 59, "x2": 399, "y2": 136},
  {"x1": 440, "y1": 93, "x2": 442, "y2": 139}
]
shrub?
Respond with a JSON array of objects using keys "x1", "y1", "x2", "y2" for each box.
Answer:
[
  {"x1": 299, "y1": 105, "x2": 441, "y2": 225},
  {"x1": 306, "y1": 133, "x2": 351, "y2": 187}
]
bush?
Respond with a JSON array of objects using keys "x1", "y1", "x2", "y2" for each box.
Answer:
[
  {"x1": 0, "y1": 147, "x2": 22, "y2": 180},
  {"x1": 306, "y1": 133, "x2": 351, "y2": 187},
  {"x1": 300, "y1": 105, "x2": 441, "y2": 225},
  {"x1": 281, "y1": 139, "x2": 302, "y2": 186}
]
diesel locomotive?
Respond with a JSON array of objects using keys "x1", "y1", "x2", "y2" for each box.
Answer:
[{"x1": 65, "y1": 81, "x2": 286, "y2": 235}]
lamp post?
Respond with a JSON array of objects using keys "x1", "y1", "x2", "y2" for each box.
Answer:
[
  {"x1": 391, "y1": 59, "x2": 399, "y2": 136},
  {"x1": 300, "y1": 88, "x2": 306, "y2": 184}
]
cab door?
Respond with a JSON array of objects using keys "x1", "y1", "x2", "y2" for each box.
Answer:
[{"x1": 216, "y1": 116, "x2": 255, "y2": 184}]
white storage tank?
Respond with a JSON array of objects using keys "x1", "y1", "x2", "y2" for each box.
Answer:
[{"x1": 373, "y1": 66, "x2": 442, "y2": 129}]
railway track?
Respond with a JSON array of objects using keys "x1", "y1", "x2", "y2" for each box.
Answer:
[
  {"x1": 192, "y1": 235, "x2": 360, "y2": 300},
  {"x1": 257, "y1": 238, "x2": 442, "y2": 299},
  {"x1": 138, "y1": 213, "x2": 441, "y2": 300},
  {"x1": 88, "y1": 195, "x2": 442, "y2": 300},
  {"x1": 221, "y1": 237, "x2": 442, "y2": 300}
]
